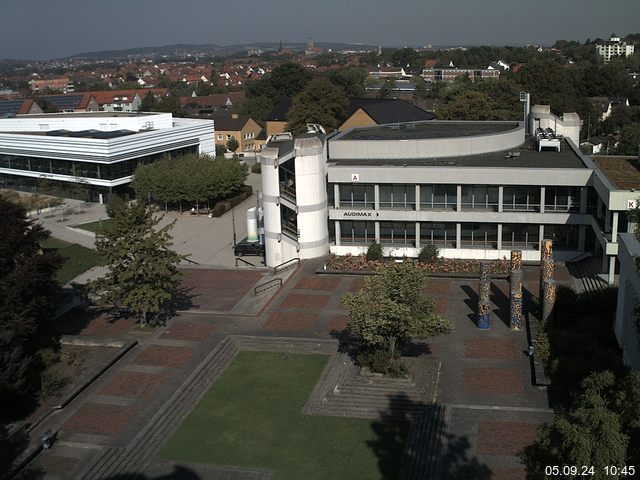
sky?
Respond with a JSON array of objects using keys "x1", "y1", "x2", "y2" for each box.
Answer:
[{"x1": 0, "y1": 0, "x2": 639, "y2": 60}]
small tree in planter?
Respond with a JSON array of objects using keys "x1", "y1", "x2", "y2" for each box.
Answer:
[
  {"x1": 343, "y1": 262, "x2": 451, "y2": 375},
  {"x1": 366, "y1": 241, "x2": 384, "y2": 262},
  {"x1": 418, "y1": 244, "x2": 439, "y2": 263}
]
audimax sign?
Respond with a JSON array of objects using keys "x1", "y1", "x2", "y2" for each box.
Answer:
[{"x1": 343, "y1": 211, "x2": 380, "y2": 217}]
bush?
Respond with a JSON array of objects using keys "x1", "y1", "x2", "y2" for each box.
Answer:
[
  {"x1": 366, "y1": 241, "x2": 384, "y2": 261},
  {"x1": 211, "y1": 202, "x2": 228, "y2": 217},
  {"x1": 418, "y1": 244, "x2": 439, "y2": 263},
  {"x1": 357, "y1": 345, "x2": 408, "y2": 377},
  {"x1": 251, "y1": 163, "x2": 262, "y2": 174}
]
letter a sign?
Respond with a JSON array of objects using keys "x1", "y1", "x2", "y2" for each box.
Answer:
[{"x1": 351, "y1": 173, "x2": 360, "y2": 182}]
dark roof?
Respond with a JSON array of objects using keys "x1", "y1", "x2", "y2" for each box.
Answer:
[
  {"x1": 45, "y1": 129, "x2": 136, "y2": 139},
  {"x1": 338, "y1": 121, "x2": 518, "y2": 141},
  {"x1": 348, "y1": 97, "x2": 435, "y2": 124},
  {"x1": 0, "y1": 98, "x2": 36, "y2": 116},
  {"x1": 38, "y1": 93, "x2": 94, "y2": 110},
  {"x1": 330, "y1": 138, "x2": 586, "y2": 169},
  {"x1": 593, "y1": 156, "x2": 640, "y2": 190},
  {"x1": 265, "y1": 97, "x2": 292, "y2": 121},
  {"x1": 211, "y1": 114, "x2": 252, "y2": 131},
  {"x1": 255, "y1": 130, "x2": 267, "y2": 140}
]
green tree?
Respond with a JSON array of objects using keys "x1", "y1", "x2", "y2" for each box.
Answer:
[
  {"x1": 437, "y1": 89, "x2": 500, "y2": 120},
  {"x1": 227, "y1": 136, "x2": 239, "y2": 153},
  {"x1": 343, "y1": 263, "x2": 451, "y2": 366},
  {"x1": 378, "y1": 78, "x2": 397, "y2": 98},
  {"x1": 89, "y1": 198, "x2": 186, "y2": 326},
  {"x1": 327, "y1": 66, "x2": 367, "y2": 97},
  {"x1": 0, "y1": 195, "x2": 61, "y2": 419},
  {"x1": 140, "y1": 91, "x2": 158, "y2": 112},
  {"x1": 615, "y1": 123, "x2": 640, "y2": 155},
  {"x1": 286, "y1": 77, "x2": 348, "y2": 134},
  {"x1": 366, "y1": 241, "x2": 384, "y2": 261},
  {"x1": 215, "y1": 144, "x2": 227, "y2": 157}
]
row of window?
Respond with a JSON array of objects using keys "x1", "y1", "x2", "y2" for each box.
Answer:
[
  {"x1": 331, "y1": 184, "x2": 589, "y2": 213},
  {"x1": 336, "y1": 221, "x2": 579, "y2": 250},
  {"x1": 0, "y1": 146, "x2": 197, "y2": 181}
]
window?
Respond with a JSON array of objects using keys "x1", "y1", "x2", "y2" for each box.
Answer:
[
  {"x1": 544, "y1": 186, "x2": 580, "y2": 212},
  {"x1": 503, "y1": 186, "x2": 540, "y2": 211},
  {"x1": 461, "y1": 223, "x2": 498, "y2": 247},
  {"x1": 502, "y1": 224, "x2": 539, "y2": 249},
  {"x1": 339, "y1": 184, "x2": 374, "y2": 208},
  {"x1": 217, "y1": 134, "x2": 223, "y2": 140},
  {"x1": 340, "y1": 221, "x2": 375, "y2": 244},
  {"x1": 379, "y1": 184, "x2": 415, "y2": 209},
  {"x1": 420, "y1": 222, "x2": 456, "y2": 247},
  {"x1": 544, "y1": 225, "x2": 579, "y2": 250},
  {"x1": 420, "y1": 184, "x2": 456, "y2": 209},
  {"x1": 461, "y1": 186, "x2": 499, "y2": 211},
  {"x1": 379, "y1": 222, "x2": 416, "y2": 246}
]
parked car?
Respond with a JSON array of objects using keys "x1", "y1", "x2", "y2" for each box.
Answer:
[{"x1": 234, "y1": 239, "x2": 265, "y2": 257}]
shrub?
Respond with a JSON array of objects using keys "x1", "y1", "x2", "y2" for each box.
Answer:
[
  {"x1": 366, "y1": 241, "x2": 384, "y2": 261},
  {"x1": 251, "y1": 163, "x2": 262, "y2": 174},
  {"x1": 418, "y1": 244, "x2": 439, "y2": 263},
  {"x1": 211, "y1": 202, "x2": 227, "y2": 217},
  {"x1": 356, "y1": 345, "x2": 408, "y2": 377}
]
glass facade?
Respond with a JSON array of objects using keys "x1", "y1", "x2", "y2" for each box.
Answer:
[
  {"x1": 461, "y1": 185, "x2": 499, "y2": 211},
  {"x1": 420, "y1": 184, "x2": 456, "y2": 210},
  {"x1": 0, "y1": 145, "x2": 198, "y2": 182},
  {"x1": 340, "y1": 221, "x2": 375, "y2": 244},
  {"x1": 379, "y1": 184, "x2": 415, "y2": 209},
  {"x1": 544, "y1": 186, "x2": 580, "y2": 212},
  {"x1": 503, "y1": 186, "x2": 541, "y2": 212},
  {"x1": 461, "y1": 223, "x2": 498, "y2": 247},
  {"x1": 339, "y1": 184, "x2": 375, "y2": 208},
  {"x1": 502, "y1": 224, "x2": 539, "y2": 249},
  {"x1": 379, "y1": 221, "x2": 416, "y2": 245},
  {"x1": 544, "y1": 224, "x2": 579, "y2": 250},
  {"x1": 420, "y1": 222, "x2": 456, "y2": 247}
]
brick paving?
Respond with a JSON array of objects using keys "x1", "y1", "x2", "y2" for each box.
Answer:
[
  {"x1": 464, "y1": 368, "x2": 524, "y2": 394},
  {"x1": 465, "y1": 338, "x2": 519, "y2": 359},
  {"x1": 180, "y1": 268, "x2": 263, "y2": 311},
  {"x1": 160, "y1": 320, "x2": 218, "y2": 341},
  {"x1": 61, "y1": 403, "x2": 138, "y2": 436},
  {"x1": 132, "y1": 345, "x2": 194, "y2": 368},
  {"x1": 54, "y1": 308, "x2": 137, "y2": 337},
  {"x1": 477, "y1": 421, "x2": 538, "y2": 455},
  {"x1": 263, "y1": 311, "x2": 319, "y2": 331},
  {"x1": 326, "y1": 314, "x2": 349, "y2": 333},
  {"x1": 295, "y1": 276, "x2": 341, "y2": 291},
  {"x1": 280, "y1": 292, "x2": 331, "y2": 309},
  {"x1": 98, "y1": 371, "x2": 168, "y2": 399}
]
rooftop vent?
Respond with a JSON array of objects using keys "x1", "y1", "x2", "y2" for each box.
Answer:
[
  {"x1": 267, "y1": 132, "x2": 293, "y2": 143},
  {"x1": 504, "y1": 151, "x2": 521, "y2": 158}
]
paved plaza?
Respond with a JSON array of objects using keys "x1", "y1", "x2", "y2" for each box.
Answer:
[{"x1": 24, "y1": 258, "x2": 570, "y2": 480}]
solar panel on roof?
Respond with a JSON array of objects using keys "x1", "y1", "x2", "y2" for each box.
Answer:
[{"x1": 0, "y1": 100, "x2": 25, "y2": 115}]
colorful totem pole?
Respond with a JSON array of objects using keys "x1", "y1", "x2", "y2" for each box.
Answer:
[
  {"x1": 510, "y1": 250, "x2": 523, "y2": 272},
  {"x1": 539, "y1": 239, "x2": 554, "y2": 301},
  {"x1": 477, "y1": 261, "x2": 491, "y2": 329},
  {"x1": 542, "y1": 279, "x2": 558, "y2": 324},
  {"x1": 510, "y1": 268, "x2": 523, "y2": 330}
]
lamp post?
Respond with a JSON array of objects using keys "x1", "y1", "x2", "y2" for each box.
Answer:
[{"x1": 231, "y1": 207, "x2": 237, "y2": 247}]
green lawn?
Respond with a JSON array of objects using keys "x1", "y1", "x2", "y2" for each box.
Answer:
[
  {"x1": 159, "y1": 351, "x2": 408, "y2": 480},
  {"x1": 42, "y1": 237, "x2": 101, "y2": 284},
  {"x1": 74, "y1": 218, "x2": 113, "y2": 233}
]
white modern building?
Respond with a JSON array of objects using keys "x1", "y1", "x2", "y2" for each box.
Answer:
[
  {"x1": 0, "y1": 112, "x2": 214, "y2": 202},
  {"x1": 614, "y1": 233, "x2": 640, "y2": 368},
  {"x1": 259, "y1": 107, "x2": 640, "y2": 285},
  {"x1": 596, "y1": 35, "x2": 635, "y2": 63}
]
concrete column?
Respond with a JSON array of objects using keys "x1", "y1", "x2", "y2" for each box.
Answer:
[
  {"x1": 374, "y1": 185, "x2": 380, "y2": 210},
  {"x1": 579, "y1": 187, "x2": 587, "y2": 214},
  {"x1": 612, "y1": 211, "x2": 619, "y2": 241},
  {"x1": 335, "y1": 221, "x2": 341, "y2": 246},
  {"x1": 605, "y1": 209, "x2": 611, "y2": 232},
  {"x1": 456, "y1": 223, "x2": 461, "y2": 249},
  {"x1": 578, "y1": 225, "x2": 586, "y2": 251},
  {"x1": 456, "y1": 185, "x2": 462, "y2": 211},
  {"x1": 608, "y1": 256, "x2": 616, "y2": 285},
  {"x1": 375, "y1": 221, "x2": 380, "y2": 243},
  {"x1": 334, "y1": 184, "x2": 340, "y2": 208},
  {"x1": 498, "y1": 186, "x2": 504, "y2": 213},
  {"x1": 539, "y1": 187, "x2": 545, "y2": 213},
  {"x1": 415, "y1": 185, "x2": 420, "y2": 211},
  {"x1": 497, "y1": 224, "x2": 502, "y2": 250},
  {"x1": 538, "y1": 225, "x2": 544, "y2": 251},
  {"x1": 415, "y1": 222, "x2": 421, "y2": 248}
]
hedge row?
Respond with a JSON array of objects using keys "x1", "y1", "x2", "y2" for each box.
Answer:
[{"x1": 211, "y1": 185, "x2": 253, "y2": 217}]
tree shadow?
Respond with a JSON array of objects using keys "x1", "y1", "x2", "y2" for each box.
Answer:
[{"x1": 368, "y1": 393, "x2": 493, "y2": 480}]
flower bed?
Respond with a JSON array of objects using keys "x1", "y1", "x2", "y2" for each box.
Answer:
[{"x1": 325, "y1": 254, "x2": 510, "y2": 277}]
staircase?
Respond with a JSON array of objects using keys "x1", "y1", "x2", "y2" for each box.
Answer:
[{"x1": 566, "y1": 256, "x2": 608, "y2": 294}]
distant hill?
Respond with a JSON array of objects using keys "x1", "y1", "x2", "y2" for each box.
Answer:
[{"x1": 60, "y1": 41, "x2": 380, "y2": 61}]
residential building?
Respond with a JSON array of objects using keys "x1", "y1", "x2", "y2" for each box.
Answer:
[
  {"x1": 37, "y1": 93, "x2": 99, "y2": 113},
  {"x1": 265, "y1": 97, "x2": 292, "y2": 137},
  {"x1": 28, "y1": 76, "x2": 74, "y2": 93},
  {"x1": 368, "y1": 67, "x2": 409, "y2": 79},
  {"x1": 180, "y1": 93, "x2": 246, "y2": 116},
  {"x1": 588, "y1": 96, "x2": 630, "y2": 121},
  {"x1": 212, "y1": 113, "x2": 262, "y2": 152},
  {"x1": 596, "y1": 35, "x2": 635, "y2": 63},
  {"x1": 92, "y1": 88, "x2": 169, "y2": 112},
  {"x1": 0, "y1": 112, "x2": 215, "y2": 202},
  {"x1": 259, "y1": 105, "x2": 638, "y2": 286},
  {"x1": 0, "y1": 98, "x2": 43, "y2": 116}
]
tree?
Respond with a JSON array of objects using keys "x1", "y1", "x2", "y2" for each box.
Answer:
[
  {"x1": 615, "y1": 123, "x2": 640, "y2": 155},
  {"x1": 378, "y1": 78, "x2": 397, "y2": 98},
  {"x1": 343, "y1": 263, "x2": 451, "y2": 369},
  {"x1": 286, "y1": 77, "x2": 348, "y2": 134},
  {"x1": 140, "y1": 92, "x2": 158, "y2": 112},
  {"x1": 89, "y1": 198, "x2": 186, "y2": 326},
  {"x1": 436, "y1": 89, "x2": 500, "y2": 120},
  {"x1": 326, "y1": 66, "x2": 367, "y2": 97},
  {"x1": 366, "y1": 241, "x2": 384, "y2": 261},
  {"x1": 215, "y1": 144, "x2": 227, "y2": 158},
  {"x1": 0, "y1": 195, "x2": 61, "y2": 419},
  {"x1": 227, "y1": 136, "x2": 239, "y2": 153}
]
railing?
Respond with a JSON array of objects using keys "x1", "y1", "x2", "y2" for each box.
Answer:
[
  {"x1": 183, "y1": 257, "x2": 200, "y2": 265},
  {"x1": 273, "y1": 257, "x2": 300, "y2": 275},
  {"x1": 235, "y1": 257, "x2": 256, "y2": 267},
  {"x1": 254, "y1": 277, "x2": 282, "y2": 295}
]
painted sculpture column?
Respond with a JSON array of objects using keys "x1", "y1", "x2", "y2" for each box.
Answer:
[
  {"x1": 477, "y1": 261, "x2": 491, "y2": 329},
  {"x1": 510, "y1": 269, "x2": 523, "y2": 330},
  {"x1": 539, "y1": 239, "x2": 553, "y2": 301},
  {"x1": 542, "y1": 279, "x2": 558, "y2": 324},
  {"x1": 510, "y1": 249, "x2": 522, "y2": 273}
]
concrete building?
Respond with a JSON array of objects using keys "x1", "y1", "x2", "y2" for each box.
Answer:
[
  {"x1": 0, "y1": 112, "x2": 215, "y2": 202},
  {"x1": 614, "y1": 233, "x2": 640, "y2": 368},
  {"x1": 596, "y1": 35, "x2": 635, "y2": 63},
  {"x1": 28, "y1": 77, "x2": 74, "y2": 93},
  {"x1": 259, "y1": 106, "x2": 638, "y2": 285},
  {"x1": 422, "y1": 66, "x2": 500, "y2": 83}
]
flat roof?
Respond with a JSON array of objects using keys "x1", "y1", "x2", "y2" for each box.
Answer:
[
  {"x1": 1, "y1": 129, "x2": 142, "y2": 139},
  {"x1": 330, "y1": 138, "x2": 587, "y2": 169},
  {"x1": 338, "y1": 121, "x2": 519, "y2": 141},
  {"x1": 593, "y1": 156, "x2": 640, "y2": 190},
  {"x1": 14, "y1": 112, "x2": 159, "y2": 119}
]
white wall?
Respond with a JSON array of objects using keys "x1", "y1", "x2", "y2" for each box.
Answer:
[{"x1": 615, "y1": 233, "x2": 640, "y2": 368}]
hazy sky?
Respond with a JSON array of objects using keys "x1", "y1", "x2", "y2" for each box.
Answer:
[{"x1": 1, "y1": 0, "x2": 638, "y2": 60}]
